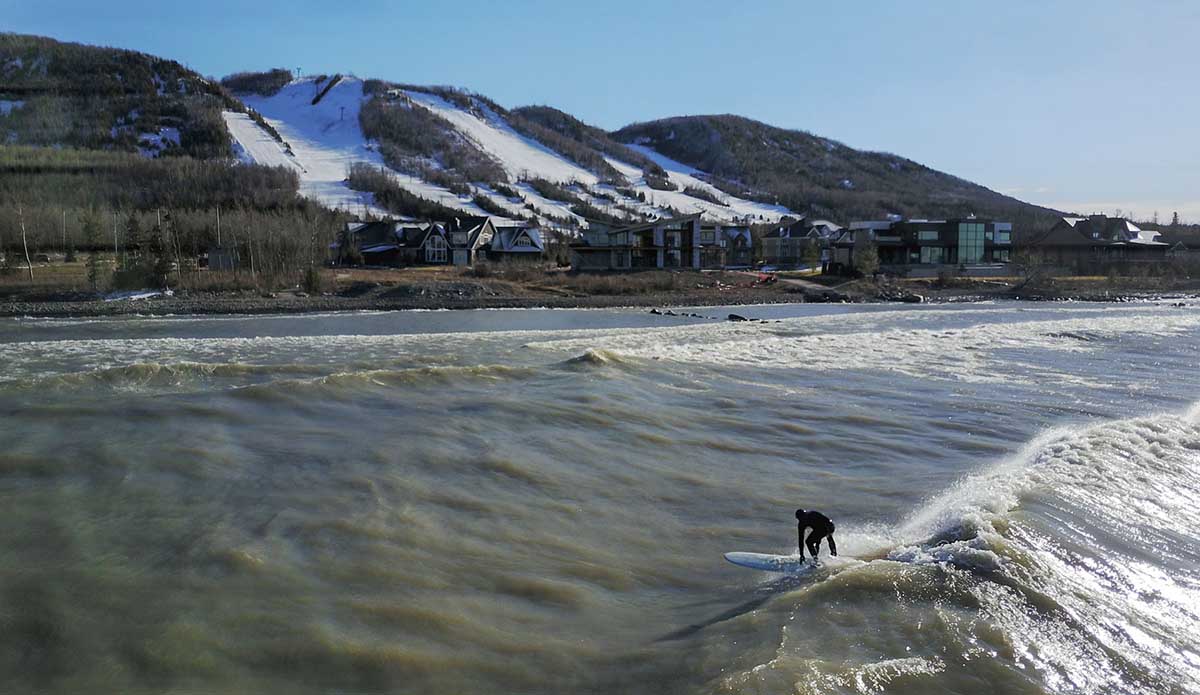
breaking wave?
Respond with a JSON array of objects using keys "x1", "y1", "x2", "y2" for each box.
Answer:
[{"x1": 716, "y1": 405, "x2": 1200, "y2": 694}]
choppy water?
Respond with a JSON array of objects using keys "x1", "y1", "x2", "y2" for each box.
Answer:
[{"x1": 2, "y1": 301, "x2": 1200, "y2": 694}]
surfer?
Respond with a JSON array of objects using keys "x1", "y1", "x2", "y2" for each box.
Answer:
[{"x1": 796, "y1": 508, "x2": 837, "y2": 561}]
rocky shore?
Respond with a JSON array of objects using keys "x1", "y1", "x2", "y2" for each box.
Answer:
[{"x1": 3, "y1": 274, "x2": 1198, "y2": 319}]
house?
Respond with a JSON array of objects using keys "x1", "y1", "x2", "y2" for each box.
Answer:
[
  {"x1": 489, "y1": 223, "x2": 545, "y2": 263},
  {"x1": 444, "y1": 216, "x2": 495, "y2": 266},
  {"x1": 831, "y1": 218, "x2": 1013, "y2": 274},
  {"x1": 1026, "y1": 215, "x2": 1167, "y2": 271},
  {"x1": 721, "y1": 225, "x2": 753, "y2": 267},
  {"x1": 334, "y1": 220, "x2": 453, "y2": 266},
  {"x1": 762, "y1": 217, "x2": 843, "y2": 267},
  {"x1": 572, "y1": 213, "x2": 710, "y2": 270}
]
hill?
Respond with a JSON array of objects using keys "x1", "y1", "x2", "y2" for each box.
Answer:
[
  {"x1": 0, "y1": 34, "x2": 343, "y2": 289},
  {"x1": 613, "y1": 115, "x2": 1061, "y2": 228},
  {"x1": 2, "y1": 32, "x2": 1060, "y2": 253}
]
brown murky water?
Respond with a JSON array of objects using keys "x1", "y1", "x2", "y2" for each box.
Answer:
[{"x1": 3, "y1": 302, "x2": 1200, "y2": 694}]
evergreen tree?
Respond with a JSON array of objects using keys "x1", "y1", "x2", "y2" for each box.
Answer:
[
  {"x1": 803, "y1": 238, "x2": 821, "y2": 272},
  {"x1": 852, "y1": 237, "x2": 880, "y2": 277},
  {"x1": 1172, "y1": 211, "x2": 1181, "y2": 227}
]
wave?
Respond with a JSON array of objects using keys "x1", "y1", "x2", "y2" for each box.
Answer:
[
  {"x1": 0, "y1": 361, "x2": 332, "y2": 393},
  {"x1": 715, "y1": 405, "x2": 1200, "y2": 694}
]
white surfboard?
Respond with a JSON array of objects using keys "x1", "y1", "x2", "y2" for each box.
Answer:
[{"x1": 723, "y1": 552, "x2": 813, "y2": 573}]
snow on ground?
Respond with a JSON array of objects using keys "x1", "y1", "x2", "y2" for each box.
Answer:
[
  {"x1": 136, "y1": 127, "x2": 180, "y2": 158},
  {"x1": 222, "y1": 76, "x2": 794, "y2": 228},
  {"x1": 514, "y1": 182, "x2": 585, "y2": 225},
  {"x1": 404, "y1": 91, "x2": 599, "y2": 186},
  {"x1": 0, "y1": 99, "x2": 24, "y2": 116},
  {"x1": 224, "y1": 77, "x2": 524, "y2": 221},
  {"x1": 622, "y1": 144, "x2": 791, "y2": 222}
]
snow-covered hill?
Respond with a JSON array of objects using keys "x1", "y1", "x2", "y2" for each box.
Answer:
[{"x1": 222, "y1": 76, "x2": 796, "y2": 229}]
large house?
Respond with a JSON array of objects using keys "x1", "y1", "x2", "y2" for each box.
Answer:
[
  {"x1": 572, "y1": 213, "x2": 751, "y2": 270},
  {"x1": 831, "y1": 218, "x2": 1013, "y2": 273},
  {"x1": 762, "y1": 217, "x2": 843, "y2": 267},
  {"x1": 1027, "y1": 215, "x2": 1167, "y2": 271},
  {"x1": 490, "y1": 223, "x2": 545, "y2": 263},
  {"x1": 335, "y1": 216, "x2": 544, "y2": 267}
]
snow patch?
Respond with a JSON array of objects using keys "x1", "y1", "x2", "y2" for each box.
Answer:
[
  {"x1": 404, "y1": 90, "x2": 600, "y2": 186},
  {"x1": 0, "y1": 99, "x2": 24, "y2": 116}
]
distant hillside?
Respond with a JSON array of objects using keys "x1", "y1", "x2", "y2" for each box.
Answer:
[
  {"x1": 613, "y1": 115, "x2": 1061, "y2": 227},
  {"x1": 2, "y1": 33, "x2": 1062, "y2": 236},
  {"x1": 0, "y1": 36, "x2": 341, "y2": 277},
  {"x1": 0, "y1": 33, "x2": 247, "y2": 158}
]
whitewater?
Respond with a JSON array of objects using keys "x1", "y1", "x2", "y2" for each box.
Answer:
[{"x1": 2, "y1": 301, "x2": 1199, "y2": 694}]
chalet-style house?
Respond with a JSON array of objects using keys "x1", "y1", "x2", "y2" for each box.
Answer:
[
  {"x1": 831, "y1": 218, "x2": 1013, "y2": 273},
  {"x1": 335, "y1": 216, "x2": 544, "y2": 267},
  {"x1": 572, "y1": 213, "x2": 752, "y2": 270},
  {"x1": 1028, "y1": 215, "x2": 1167, "y2": 271},
  {"x1": 490, "y1": 223, "x2": 545, "y2": 263},
  {"x1": 762, "y1": 217, "x2": 843, "y2": 267}
]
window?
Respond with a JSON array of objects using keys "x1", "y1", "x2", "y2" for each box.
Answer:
[
  {"x1": 995, "y1": 230, "x2": 1011, "y2": 244},
  {"x1": 425, "y1": 235, "x2": 448, "y2": 263},
  {"x1": 516, "y1": 236, "x2": 532, "y2": 247},
  {"x1": 957, "y1": 223, "x2": 985, "y2": 264},
  {"x1": 993, "y1": 249, "x2": 1010, "y2": 262},
  {"x1": 918, "y1": 230, "x2": 939, "y2": 241},
  {"x1": 920, "y1": 246, "x2": 945, "y2": 264},
  {"x1": 700, "y1": 231, "x2": 716, "y2": 244},
  {"x1": 451, "y1": 232, "x2": 468, "y2": 245}
]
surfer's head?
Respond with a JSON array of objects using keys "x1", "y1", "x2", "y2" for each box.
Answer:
[{"x1": 795, "y1": 509, "x2": 805, "y2": 520}]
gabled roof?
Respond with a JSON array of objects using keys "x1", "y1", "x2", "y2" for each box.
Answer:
[
  {"x1": 446, "y1": 215, "x2": 494, "y2": 248},
  {"x1": 492, "y1": 225, "x2": 544, "y2": 253},
  {"x1": 608, "y1": 212, "x2": 702, "y2": 236},
  {"x1": 1054, "y1": 215, "x2": 1165, "y2": 246}
]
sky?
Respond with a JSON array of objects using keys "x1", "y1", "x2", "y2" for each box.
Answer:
[{"x1": 5, "y1": 0, "x2": 1198, "y2": 221}]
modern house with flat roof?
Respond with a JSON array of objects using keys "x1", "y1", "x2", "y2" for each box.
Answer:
[
  {"x1": 572, "y1": 214, "x2": 757, "y2": 271},
  {"x1": 831, "y1": 218, "x2": 1013, "y2": 274}
]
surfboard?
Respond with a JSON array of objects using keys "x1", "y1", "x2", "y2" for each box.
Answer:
[{"x1": 723, "y1": 551, "x2": 814, "y2": 573}]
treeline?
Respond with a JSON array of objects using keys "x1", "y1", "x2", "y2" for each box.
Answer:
[
  {"x1": 220, "y1": 68, "x2": 293, "y2": 96},
  {"x1": 358, "y1": 94, "x2": 507, "y2": 188},
  {"x1": 346, "y1": 162, "x2": 468, "y2": 221},
  {"x1": 1, "y1": 204, "x2": 345, "y2": 290},
  {"x1": 0, "y1": 146, "x2": 301, "y2": 210}
]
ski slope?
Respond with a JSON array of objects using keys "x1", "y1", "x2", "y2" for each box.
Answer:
[
  {"x1": 223, "y1": 76, "x2": 795, "y2": 228},
  {"x1": 404, "y1": 91, "x2": 599, "y2": 186},
  {"x1": 623, "y1": 144, "x2": 790, "y2": 220},
  {"x1": 224, "y1": 77, "x2": 490, "y2": 218}
]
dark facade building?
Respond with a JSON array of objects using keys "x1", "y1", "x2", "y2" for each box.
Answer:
[
  {"x1": 831, "y1": 218, "x2": 1014, "y2": 273},
  {"x1": 334, "y1": 216, "x2": 544, "y2": 267},
  {"x1": 1027, "y1": 215, "x2": 1167, "y2": 271},
  {"x1": 762, "y1": 217, "x2": 843, "y2": 267}
]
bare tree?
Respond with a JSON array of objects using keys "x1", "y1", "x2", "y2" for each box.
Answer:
[{"x1": 17, "y1": 205, "x2": 33, "y2": 283}]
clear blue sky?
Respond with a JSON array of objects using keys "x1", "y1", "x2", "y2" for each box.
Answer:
[{"x1": 6, "y1": 0, "x2": 1198, "y2": 221}]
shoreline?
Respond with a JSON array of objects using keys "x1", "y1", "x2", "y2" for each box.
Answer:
[{"x1": 3, "y1": 285, "x2": 1198, "y2": 319}]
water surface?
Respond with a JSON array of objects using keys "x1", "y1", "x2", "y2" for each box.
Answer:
[{"x1": 3, "y1": 301, "x2": 1199, "y2": 694}]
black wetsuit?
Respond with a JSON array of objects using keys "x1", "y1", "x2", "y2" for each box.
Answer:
[{"x1": 798, "y1": 511, "x2": 837, "y2": 559}]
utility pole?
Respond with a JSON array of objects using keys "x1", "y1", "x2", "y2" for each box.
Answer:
[
  {"x1": 62, "y1": 209, "x2": 66, "y2": 254},
  {"x1": 216, "y1": 207, "x2": 221, "y2": 247},
  {"x1": 113, "y1": 211, "x2": 119, "y2": 258}
]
